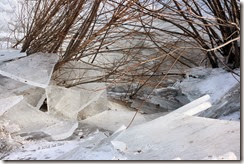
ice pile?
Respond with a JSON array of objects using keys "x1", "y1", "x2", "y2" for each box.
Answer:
[
  {"x1": 0, "y1": 51, "x2": 109, "y2": 158},
  {"x1": 110, "y1": 95, "x2": 240, "y2": 160},
  {"x1": 174, "y1": 67, "x2": 240, "y2": 119},
  {"x1": 0, "y1": 51, "x2": 240, "y2": 160},
  {"x1": 0, "y1": 52, "x2": 58, "y2": 88},
  {"x1": 5, "y1": 94, "x2": 237, "y2": 160}
]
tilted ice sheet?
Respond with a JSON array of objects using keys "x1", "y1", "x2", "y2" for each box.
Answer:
[
  {"x1": 1, "y1": 101, "x2": 60, "y2": 133},
  {"x1": 0, "y1": 85, "x2": 23, "y2": 116},
  {"x1": 1, "y1": 100, "x2": 78, "y2": 141},
  {"x1": 81, "y1": 101, "x2": 147, "y2": 132},
  {"x1": 46, "y1": 83, "x2": 108, "y2": 120},
  {"x1": 0, "y1": 95, "x2": 23, "y2": 116},
  {"x1": 41, "y1": 121, "x2": 78, "y2": 141},
  {"x1": 0, "y1": 53, "x2": 59, "y2": 88},
  {"x1": 111, "y1": 97, "x2": 240, "y2": 160},
  {"x1": 175, "y1": 67, "x2": 240, "y2": 103},
  {"x1": 174, "y1": 67, "x2": 240, "y2": 118},
  {"x1": 0, "y1": 75, "x2": 46, "y2": 109}
]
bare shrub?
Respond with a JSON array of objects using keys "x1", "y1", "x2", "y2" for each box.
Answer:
[{"x1": 16, "y1": 0, "x2": 240, "y2": 92}]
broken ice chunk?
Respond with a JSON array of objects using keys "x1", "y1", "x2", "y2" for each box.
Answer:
[
  {"x1": 46, "y1": 83, "x2": 108, "y2": 120},
  {"x1": 41, "y1": 121, "x2": 78, "y2": 140},
  {"x1": 174, "y1": 67, "x2": 240, "y2": 118},
  {"x1": 170, "y1": 94, "x2": 211, "y2": 116},
  {"x1": 0, "y1": 95, "x2": 23, "y2": 116},
  {"x1": 81, "y1": 101, "x2": 146, "y2": 132},
  {"x1": 2, "y1": 101, "x2": 60, "y2": 133},
  {"x1": 0, "y1": 53, "x2": 59, "y2": 88},
  {"x1": 112, "y1": 110, "x2": 240, "y2": 160},
  {"x1": 0, "y1": 75, "x2": 46, "y2": 109}
]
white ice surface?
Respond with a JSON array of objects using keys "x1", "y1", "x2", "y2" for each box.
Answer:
[
  {"x1": 170, "y1": 94, "x2": 211, "y2": 116},
  {"x1": 2, "y1": 101, "x2": 60, "y2": 133},
  {"x1": 0, "y1": 95, "x2": 23, "y2": 116},
  {"x1": 113, "y1": 113, "x2": 240, "y2": 160},
  {"x1": 56, "y1": 132, "x2": 126, "y2": 160},
  {"x1": 46, "y1": 83, "x2": 107, "y2": 120},
  {"x1": 81, "y1": 101, "x2": 147, "y2": 132},
  {"x1": 175, "y1": 68, "x2": 240, "y2": 103},
  {"x1": 0, "y1": 53, "x2": 59, "y2": 88},
  {"x1": 41, "y1": 121, "x2": 78, "y2": 141},
  {"x1": 3, "y1": 140, "x2": 80, "y2": 160},
  {"x1": 0, "y1": 50, "x2": 26, "y2": 62}
]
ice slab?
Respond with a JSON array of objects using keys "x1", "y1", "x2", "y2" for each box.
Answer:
[
  {"x1": 0, "y1": 75, "x2": 29, "y2": 93},
  {"x1": 0, "y1": 75, "x2": 46, "y2": 109},
  {"x1": 0, "y1": 49, "x2": 26, "y2": 62},
  {"x1": 1, "y1": 101, "x2": 60, "y2": 133},
  {"x1": 46, "y1": 83, "x2": 108, "y2": 120},
  {"x1": 1, "y1": 100, "x2": 79, "y2": 141},
  {"x1": 0, "y1": 53, "x2": 59, "y2": 88},
  {"x1": 109, "y1": 95, "x2": 240, "y2": 160},
  {"x1": 17, "y1": 87, "x2": 46, "y2": 109},
  {"x1": 175, "y1": 67, "x2": 240, "y2": 104},
  {"x1": 113, "y1": 113, "x2": 240, "y2": 160},
  {"x1": 175, "y1": 67, "x2": 240, "y2": 118},
  {"x1": 170, "y1": 94, "x2": 211, "y2": 116},
  {"x1": 0, "y1": 85, "x2": 23, "y2": 116},
  {"x1": 81, "y1": 101, "x2": 147, "y2": 132},
  {"x1": 76, "y1": 83, "x2": 108, "y2": 120},
  {"x1": 41, "y1": 121, "x2": 78, "y2": 140},
  {"x1": 0, "y1": 95, "x2": 23, "y2": 116}
]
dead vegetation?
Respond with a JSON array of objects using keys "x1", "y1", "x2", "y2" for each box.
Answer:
[{"x1": 11, "y1": 0, "x2": 240, "y2": 94}]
